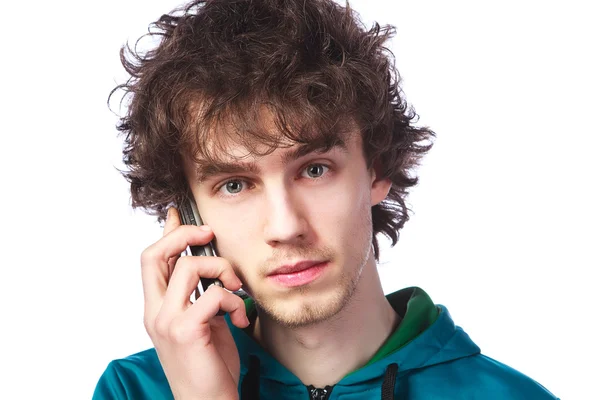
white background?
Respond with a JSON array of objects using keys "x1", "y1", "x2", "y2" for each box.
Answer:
[{"x1": 1, "y1": 0, "x2": 598, "y2": 398}]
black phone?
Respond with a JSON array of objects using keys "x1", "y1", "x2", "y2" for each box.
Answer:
[
  {"x1": 178, "y1": 195, "x2": 247, "y2": 301},
  {"x1": 178, "y1": 195, "x2": 222, "y2": 297}
]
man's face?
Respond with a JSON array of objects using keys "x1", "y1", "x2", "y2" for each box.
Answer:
[{"x1": 184, "y1": 126, "x2": 390, "y2": 328}]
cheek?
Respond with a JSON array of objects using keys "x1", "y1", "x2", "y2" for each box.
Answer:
[
  {"x1": 211, "y1": 220, "x2": 258, "y2": 286},
  {"x1": 215, "y1": 218, "x2": 254, "y2": 253},
  {"x1": 202, "y1": 203, "x2": 260, "y2": 260},
  {"x1": 311, "y1": 180, "x2": 371, "y2": 232}
]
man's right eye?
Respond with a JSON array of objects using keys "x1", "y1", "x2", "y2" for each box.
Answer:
[{"x1": 217, "y1": 179, "x2": 248, "y2": 196}]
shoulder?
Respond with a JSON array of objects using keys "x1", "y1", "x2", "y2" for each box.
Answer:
[
  {"x1": 460, "y1": 354, "x2": 557, "y2": 398},
  {"x1": 406, "y1": 353, "x2": 558, "y2": 399},
  {"x1": 92, "y1": 348, "x2": 172, "y2": 400}
]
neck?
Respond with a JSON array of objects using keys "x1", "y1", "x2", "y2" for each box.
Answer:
[{"x1": 251, "y1": 256, "x2": 400, "y2": 388}]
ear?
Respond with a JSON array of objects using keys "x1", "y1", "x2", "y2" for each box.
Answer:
[{"x1": 370, "y1": 158, "x2": 392, "y2": 206}]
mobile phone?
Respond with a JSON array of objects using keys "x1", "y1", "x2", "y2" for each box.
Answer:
[
  {"x1": 178, "y1": 196, "x2": 223, "y2": 298},
  {"x1": 178, "y1": 195, "x2": 246, "y2": 301}
]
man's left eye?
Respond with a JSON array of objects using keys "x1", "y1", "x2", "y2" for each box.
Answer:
[{"x1": 303, "y1": 164, "x2": 329, "y2": 179}]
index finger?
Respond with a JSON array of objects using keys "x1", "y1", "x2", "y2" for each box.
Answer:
[{"x1": 141, "y1": 224, "x2": 215, "y2": 319}]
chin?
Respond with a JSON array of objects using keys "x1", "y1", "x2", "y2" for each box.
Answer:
[{"x1": 254, "y1": 274, "x2": 360, "y2": 328}]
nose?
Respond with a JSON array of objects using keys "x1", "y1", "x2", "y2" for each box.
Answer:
[{"x1": 262, "y1": 185, "x2": 309, "y2": 247}]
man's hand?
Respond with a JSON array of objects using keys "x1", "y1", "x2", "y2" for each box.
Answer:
[{"x1": 141, "y1": 207, "x2": 249, "y2": 400}]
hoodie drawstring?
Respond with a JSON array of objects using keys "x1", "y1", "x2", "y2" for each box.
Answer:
[
  {"x1": 241, "y1": 355, "x2": 261, "y2": 399},
  {"x1": 381, "y1": 363, "x2": 398, "y2": 400}
]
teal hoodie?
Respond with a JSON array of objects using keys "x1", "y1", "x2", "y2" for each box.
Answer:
[{"x1": 93, "y1": 287, "x2": 558, "y2": 399}]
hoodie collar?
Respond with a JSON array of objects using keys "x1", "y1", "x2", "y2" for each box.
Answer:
[
  {"x1": 361, "y1": 287, "x2": 439, "y2": 369},
  {"x1": 227, "y1": 287, "x2": 480, "y2": 386}
]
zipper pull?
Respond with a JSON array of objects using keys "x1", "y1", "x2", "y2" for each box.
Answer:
[{"x1": 307, "y1": 385, "x2": 334, "y2": 400}]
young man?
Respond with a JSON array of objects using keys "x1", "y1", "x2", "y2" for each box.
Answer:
[{"x1": 94, "y1": 0, "x2": 558, "y2": 398}]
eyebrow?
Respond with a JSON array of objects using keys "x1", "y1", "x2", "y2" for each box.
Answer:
[{"x1": 195, "y1": 138, "x2": 348, "y2": 182}]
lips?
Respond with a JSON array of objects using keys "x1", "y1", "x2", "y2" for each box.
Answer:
[
  {"x1": 267, "y1": 261, "x2": 328, "y2": 288},
  {"x1": 268, "y1": 260, "x2": 325, "y2": 276}
]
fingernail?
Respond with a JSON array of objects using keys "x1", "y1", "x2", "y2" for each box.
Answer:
[{"x1": 200, "y1": 225, "x2": 211, "y2": 231}]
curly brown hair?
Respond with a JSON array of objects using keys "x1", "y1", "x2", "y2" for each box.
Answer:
[{"x1": 111, "y1": 0, "x2": 435, "y2": 260}]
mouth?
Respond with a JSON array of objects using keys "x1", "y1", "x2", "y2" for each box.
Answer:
[{"x1": 267, "y1": 260, "x2": 329, "y2": 288}]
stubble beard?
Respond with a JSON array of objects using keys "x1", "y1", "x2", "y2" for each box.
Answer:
[{"x1": 253, "y1": 211, "x2": 374, "y2": 329}]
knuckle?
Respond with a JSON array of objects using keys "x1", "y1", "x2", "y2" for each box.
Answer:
[
  {"x1": 218, "y1": 260, "x2": 231, "y2": 275},
  {"x1": 230, "y1": 291, "x2": 244, "y2": 309},
  {"x1": 153, "y1": 314, "x2": 170, "y2": 338},
  {"x1": 236, "y1": 295, "x2": 246, "y2": 308},
  {"x1": 212, "y1": 257, "x2": 232, "y2": 276},
  {"x1": 143, "y1": 316, "x2": 153, "y2": 334},
  {"x1": 188, "y1": 253, "x2": 221, "y2": 276},
  {"x1": 173, "y1": 256, "x2": 195, "y2": 278},
  {"x1": 175, "y1": 255, "x2": 191, "y2": 270},
  {"x1": 144, "y1": 315, "x2": 163, "y2": 339},
  {"x1": 207, "y1": 284, "x2": 226, "y2": 301},
  {"x1": 140, "y1": 245, "x2": 158, "y2": 266},
  {"x1": 167, "y1": 320, "x2": 191, "y2": 344}
]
